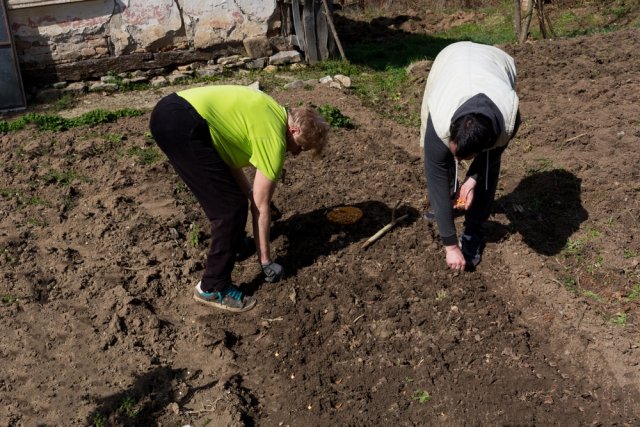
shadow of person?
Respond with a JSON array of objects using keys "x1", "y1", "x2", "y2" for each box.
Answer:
[
  {"x1": 494, "y1": 169, "x2": 588, "y2": 255},
  {"x1": 242, "y1": 200, "x2": 419, "y2": 293}
]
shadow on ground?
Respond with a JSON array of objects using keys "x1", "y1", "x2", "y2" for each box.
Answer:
[{"x1": 494, "y1": 169, "x2": 588, "y2": 255}]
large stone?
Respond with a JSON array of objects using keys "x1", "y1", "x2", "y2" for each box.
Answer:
[
  {"x1": 243, "y1": 36, "x2": 272, "y2": 59},
  {"x1": 269, "y1": 50, "x2": 302, "y2": 65}
]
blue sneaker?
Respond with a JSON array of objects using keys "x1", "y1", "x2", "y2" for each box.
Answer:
[{"x1": 193, "y1": 282, "x2": 256, "y2": 313}]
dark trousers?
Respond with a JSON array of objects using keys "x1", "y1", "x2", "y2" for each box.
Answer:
[{"x1": 149, "y1": 93, "x2": 247, "y2": 293}]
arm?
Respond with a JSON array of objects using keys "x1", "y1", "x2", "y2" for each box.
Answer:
[
  {"x1": 251, "y1": 169, "x2": 277, "y2": 264},
  {"x1": 424, "y1": 116, "x2": 466, "y2": 270},
  {"x1": 229, "y1": 167, "x2": 252, "y2": 198}
]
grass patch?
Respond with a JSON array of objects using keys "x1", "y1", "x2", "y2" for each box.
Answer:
[
  {"x1": 126, "y1": 146, "x2": 163, "y2": 165},
  {"x1": 625, "y1": 284, "x2": 640, "y2": 302},
  {"x1": 611, "y1": 312, "x2": 627, "y2": 326},
  {"x1": 317, "y1": 105, "x2": 355, "y2": 129},
  {"x1": 1, "y1": 294, "x2": 17, "y2": 304},
  {"x1": 412, "y1": 390, "x2": 431, "y2": 404},
  {"x1": 43, "y1": 169, "x2": 77, "y2": 186},
  {"x1": 0, "y1": 108, "x2": 144, "y2": 133}
]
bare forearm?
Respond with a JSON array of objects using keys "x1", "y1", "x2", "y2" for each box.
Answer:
[{"x1": 252, "y1": 205, "x2": 272, "y2": 264}]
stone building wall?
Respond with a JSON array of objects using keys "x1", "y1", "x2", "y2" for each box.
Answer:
[{"x1": 7, "y1": 0, "x2": 284, "y2": 85}]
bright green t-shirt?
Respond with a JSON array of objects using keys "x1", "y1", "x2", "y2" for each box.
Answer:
[{"x1": 177, "y1": 85, "x2": 288, "y2": 181}]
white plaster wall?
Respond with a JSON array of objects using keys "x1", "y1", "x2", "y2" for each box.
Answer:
[{"x1": 8, "y1": 0, "x2": 278, "y2": 64}]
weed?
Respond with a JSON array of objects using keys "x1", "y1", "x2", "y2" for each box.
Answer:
[
  {"x1": 119, "y1": 396, "x2": 140, "y2": 418},
  {"x1": 43, "y1": 169, "x2": 77, "y2": 186},
  {"x1": 1, "y1": 294, "x2": 17, "y2": 304},
  {"x1": 583, "y1": 290, "x2": 603, "y2": 302},
  {"x1": 0, "y1": 188, "x2": 20, "y2": 198},
  {"x1": 26, "y1": 196, "x2": 52, "y2": 207},
  {"x1": 54, "y1": 94, "x2": 75, "y2": 111},
  {"x1": 26, "y1": 218, "x2": 48, "y2": 227},
  {"x1": 527, "y1": 158, "x2": 553, "y2": 174},
  {"x1": 623, "y1": 249, "x2": 639, "y2": 259},
  {"x1": 104, "y1": 133, "x2": 124, "y2": 144},
  {"x1": 611, "y1": 312, "x2": 627, "y2": 326},
  {"x1": 412, "y1": 390, "x2": 431, "y2": 404},
  {"x1": 317, "y1": 105, "x2": 355, "y2": 129},
  {"x1": 435, "y1": 289, "x2": 448, "y2": 301},
  {"x1": 625, "y1": 284, "x2": 640, "y2": 302},
  {"x1": 563, "y1": 277, "x2": 577, "y2": 294},
  {"x1": 0, "y1": 108, "x2": 144, "y2": 133},
  {"x1": 127, "y1": 146, "x2": 163, "y2": 164},
  {"x1": 188, "y1": 223, "x2": 202, "y2": 247},
  {"x1": 92, "y1": 413, "x2": 106, "y2": 427}
]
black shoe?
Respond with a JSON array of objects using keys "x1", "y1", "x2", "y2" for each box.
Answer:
[{"x1": 460, "y1": 232, "x2": 484, "y2": 268}]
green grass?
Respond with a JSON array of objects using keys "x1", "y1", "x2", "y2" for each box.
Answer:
[
  {"x1": 626, "y1": 284, "x2": 640, "y2": 302},
  {"x1": 188, "y1": 222, "x2": 202, "y2": 247},
  {"x1": 126, "y1": 146, "x2": 163, "y2": 165},
  {"x1": 412, "y1": 390, "x2": 431, "y2": 404},
  {"x1": 0, "y1": 108, "x2": 144, "y2": 133},
  {"x1": 317, "y1": 105, "x2": 355, "y2": 129},
  {"x1": 1, "y1": 294, "x2": 17, "y2": 304},
  {"x1": 43, "y1": 169, "x2": 77, "y2": 186}
]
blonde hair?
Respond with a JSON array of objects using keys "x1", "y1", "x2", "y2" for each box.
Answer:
[{"x1": 289, "y1": 107, "x2": 330, "y2": 154}]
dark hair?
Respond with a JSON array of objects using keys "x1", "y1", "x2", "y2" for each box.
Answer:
[{"x1": 450, "y1": 113, "x2": 497, "y2": 159}]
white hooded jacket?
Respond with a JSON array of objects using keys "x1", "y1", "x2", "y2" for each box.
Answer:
[{"x1": 419, "y1": 41, "x2": 519, "y2": 149}]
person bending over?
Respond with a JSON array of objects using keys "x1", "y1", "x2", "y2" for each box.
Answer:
[
  {"x1": 150, "y1": 85, "x2": 330, "y2": 312},
  {"x1": 420, "y1": 41, "x2": 521, "y2": 271}
]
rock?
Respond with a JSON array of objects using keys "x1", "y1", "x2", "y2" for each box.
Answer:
[
  {"x1": 217, "y1": 54, "x2": 241, "y2": 65},
  {"x1": 284, "y1": 80, "x2": 306, "y2": 90},
  {"x1": 245, "y1": 57, "x2": 267, "y2": 69},
  {"x1": 334, "y1": 74, "x2": 351, "y2": 88},
  {"x1": 150, "y1": 76, "x2": 168, "y2": 87},
  {"x1": 89, "y1": 82, "x2": 119, "y2": 92},
  {"x1": 197, "y1": 65, "x2": 223, "y2": 78},
  {"x1": 319, "y1": 75, "x2": 333, "y2": 84},
  {"x1": 269, "y1": 50, "x2": 302, "y2": 65},
  {"x1": 167, "y1": 73, "x2": 190, "y2": 84},
  {"x1": 247, "y1": 81, "x2": 261, "y2": 90},
  {"x1": 62, "y1": 82, "x2": 87, "y2": 95},
  {"x1": 243, "y1": 35, "x2": 272, "y2": 58},
  {"x1": 100, "y1": 75, "x2": 119, "y2": 84}
]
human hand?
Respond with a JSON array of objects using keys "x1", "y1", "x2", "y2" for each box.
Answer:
[
  {"x1": 456, "y1": 177, "x2": 477, "y2": 210},
  {"x1": 445, "y1": 245, "x2": 466, "y2": 271},
  {"x1": 261, "y1": 261, "x2": 284, "y2": 283}
]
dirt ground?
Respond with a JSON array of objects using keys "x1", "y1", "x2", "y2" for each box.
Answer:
[{"x1": 1, "y1": 20, "x2": 640, "y2": 427}]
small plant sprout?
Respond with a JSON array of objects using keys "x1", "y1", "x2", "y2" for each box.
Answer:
[
  {"x1": 583, "y1": 290, "x2": 603, "y2": 302},
  {"x1": 1, "y1": 294, "x2": 17, "y2": 304},
  {"x1": 119, "y1": 396, "x2": 140, "y2": 418},
  {"x1": 435, "y1": 289, "x2": 448, "y2": 301},
  {"x1": 612, "y1": 312, "x2": 627, "y2": 326},
  {"x1": 188, "y1": 222, "x2": 202, "y2": 247},
  {"x1": 625, "y1": 284, "x2": 640, "y2": 302},
  {"x1": 412, "y1": 390, "x2": 431, "y2": 404}
]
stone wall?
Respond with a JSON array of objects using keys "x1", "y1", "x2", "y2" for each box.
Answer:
[{"x1": 7, "y1": 0, "x2": 285, "y2": 85}]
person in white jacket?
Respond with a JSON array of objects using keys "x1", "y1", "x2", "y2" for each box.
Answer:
[{"x1": 420, "y1": 41, "x2": 521, "y2": 271}]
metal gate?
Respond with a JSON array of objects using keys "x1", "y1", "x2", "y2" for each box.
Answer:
[{"x1": 1, "y1": 0, "x2": 26, "y2": 112}]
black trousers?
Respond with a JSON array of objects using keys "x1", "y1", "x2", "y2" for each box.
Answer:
[{"x1": 149, "y1": 93, "x2": 247, "y2": 293}]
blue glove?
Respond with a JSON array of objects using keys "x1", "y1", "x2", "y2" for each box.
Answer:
[{"x1": 261, "y1": 261, "x2": 284, "y2": 283}]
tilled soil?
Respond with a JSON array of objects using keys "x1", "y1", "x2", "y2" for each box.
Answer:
[{"x1": 1, "y1": 28, "x2": 639, "y2": 426}]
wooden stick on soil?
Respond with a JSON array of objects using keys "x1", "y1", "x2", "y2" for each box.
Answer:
[{"x1": 361, "y1": 201, "x2": 407, "y2": 250}]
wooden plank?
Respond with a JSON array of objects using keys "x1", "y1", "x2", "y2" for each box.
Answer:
[
  {"x1": 316, "y1": 0, "x2": 329, "y2": 60},
  {"x1": 291, "y1": 0, "x2": 305, "y2": 52},
  {"x1": 303, "y1": 0, "x2": 318, "y2": 64}
]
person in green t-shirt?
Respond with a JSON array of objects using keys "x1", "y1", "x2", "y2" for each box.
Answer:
[{"x1": 150, "y1": 85, "x2": 330, "y2": 312}]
